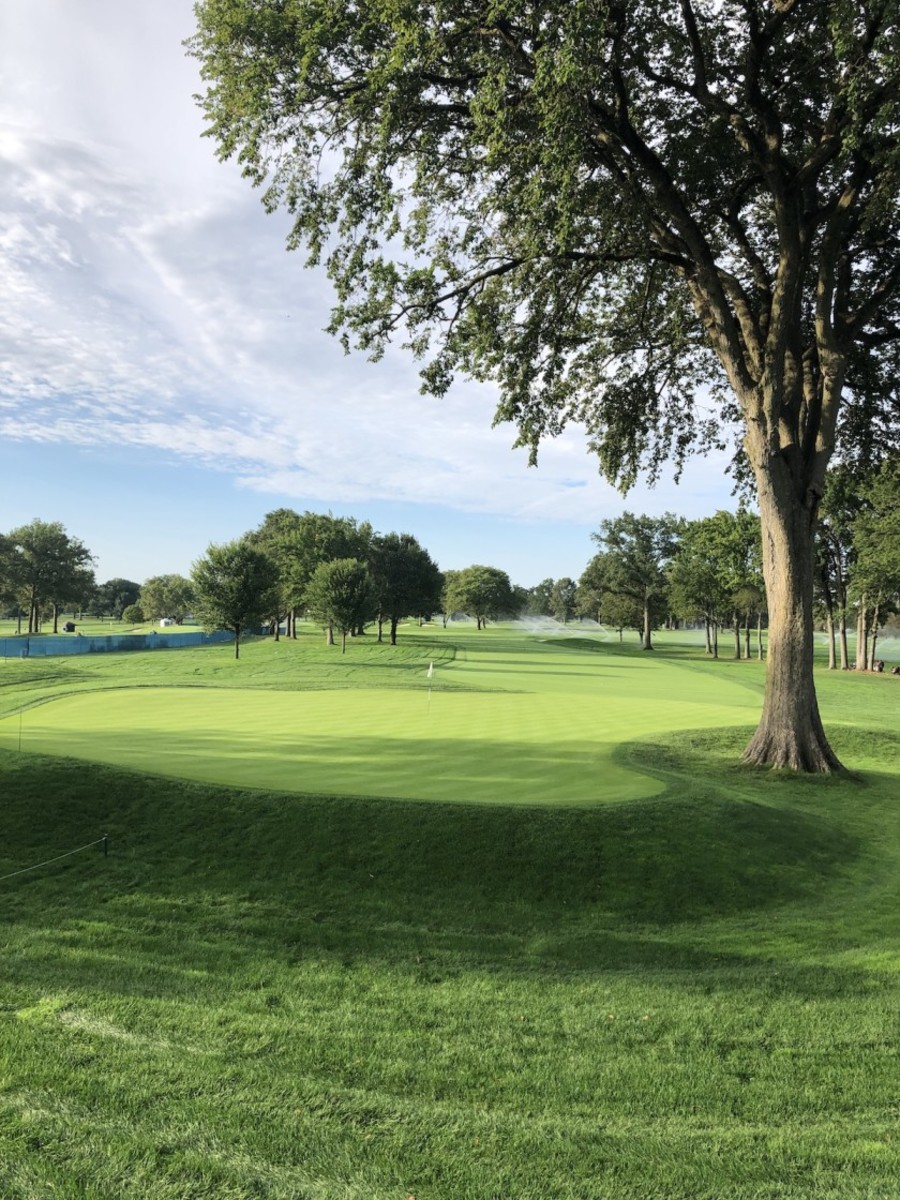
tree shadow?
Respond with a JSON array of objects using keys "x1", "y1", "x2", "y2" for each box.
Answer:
[{"x1": 0, "y1": 737, "x2": 875, "y2": 1005}]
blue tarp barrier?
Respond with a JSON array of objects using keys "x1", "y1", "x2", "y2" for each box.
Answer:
[{"x1": 0, "y1": 629, "x2": 236, "y2": 658}]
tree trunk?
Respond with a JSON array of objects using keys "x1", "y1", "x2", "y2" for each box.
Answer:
[
  {"x1": 326, "y1": 623, "x2": 334, "y2": 646},
  {"x1": 705, "y1": 620, "x2": 713, "y2": 655},
  {"x1": 826, "y1": 610, "x2": 836, "y2": 670},
  {"x1": 855, "y1": 602, "x2": 868, "y2": 671},
  {"x1": 341, "y1": 630, "x2": 347, "y2": 654},
  {"x1": 390, "y1": 616, "x2": 399, "y2": 646},
  {"x1": 234, "y1": 623, "x2": 241, "y2": 659},
  {"x1": 733, "y1": 616, "x2": 741, "y2": 659},
  {"x1": 712, "y1": 621, "x2": 719, "y2": 659},
  {"x1": 838, "y1": 613, "x2": 849, "y2": 671},
  {"x1": 641, "y1": 600, "x2": 653, "y2": 650},
  {"x1": 377, "y1": 615, "x2": 384, "y2": 643},
  {"x1": 868, "y1": 598, "x2": 881, "y2": 671},
  {"x1": 742, "y1": 472, "x2": 842, "y2": 772},
  {"x1": 756, "y1": 612, "x2": 763, "y2": 661},
  {"x1": 744, "y1": 620, "x2": 751, "y2": 660},
  {"x1": 52, "y1": 604, "x2": 60, "y2": 634}
]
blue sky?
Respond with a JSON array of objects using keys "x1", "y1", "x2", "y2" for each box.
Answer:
[{"x1": 0, "y1": 1, "x2": 737, "y2": 588}]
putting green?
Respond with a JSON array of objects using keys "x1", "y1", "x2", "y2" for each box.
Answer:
[{"x1": 0, "y1": 653, "x2": 760, "y2": 804}]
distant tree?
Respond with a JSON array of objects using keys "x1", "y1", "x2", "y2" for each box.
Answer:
[
  {"x1": 304, "y1": 558, "x2": 375, "y2": 653},
  {"x1": 599, "y1": 592, "x2": 644, "y2": 643},
  {"x1": 851, "y1": 457, "x2": 900, "y2": 670},
  {"x1": 525, "y1": 578, "x2": 556, "y2": 618},
  {"x1": 89, "y1": 578, "x2": 141, "y2": 620},
  {"x1": 444, "y1": 565, "x2": 518, "y2": 629},
  {"x1": 121, "y1": 603, "x2": 145, "y2": 626},
  {"x1": 192, "y1": 540, "x2": 280, "y2": 659},
  {"x1": 139, "y1": 575, "x2": 195, "y2": 623},
  {"x1": 592, "y1": 514, "x2": 680, "y2": 651},
  {"x1": 816, "y1": 469, "x2": 859, "y2": 670},
  {"x1": 250, "y1": 509, "x2": 373, "y2": 638},
  {"x1": 700, "y1": 510, "x2": 764, "y2": 660},
  {"x1": 0, "y1": 533, "x2": 23, "y2": 626},
  {"x1": 8, "y1": 520, "x2": 95, "y2": 634},
  {"x1": 549, "y1": 577, "x2": 578, "y2": 625},
  {"x1": 368, "y1": 532, "x2": 443, "y2": 644},
  {"x1": 576, "y1": 557, "x2": 606, "y2": 624}
]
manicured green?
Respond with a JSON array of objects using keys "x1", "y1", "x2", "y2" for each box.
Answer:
[
  {"x1": 1, "y1": 625, "x2": 899, "y2": 1198},
  {"x1": 0, "y1": 630, "x2": 761, "y2": 804}
]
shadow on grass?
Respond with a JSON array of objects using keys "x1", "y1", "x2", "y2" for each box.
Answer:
[{"x1": 0, "y1": 728, "x2": 874, "y2": 1007}]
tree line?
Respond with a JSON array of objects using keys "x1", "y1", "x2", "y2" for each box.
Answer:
[
  {"x1": 526, "y1": 461, "x2": 900, "y2": 671},
  {"x1": 4, "y1": 465, "x2": 898, "y2": 667}
]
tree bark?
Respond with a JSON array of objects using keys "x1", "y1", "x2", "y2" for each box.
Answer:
[
  {"x1": 826, "y1": 610, "x2": 836, "y2": 670},
  {"x1": 856, "y1": 602, "x2": 868, "y2": 671},
  {"x1": 742, "y1": 467, "x2": 843, "y2": 772},
  {"x1": 641, "y1": 600, "x2": 653, "y2": 650},
  {"x1": 234, "y1": 623, "x2": 241, "y2": 659},
  {"x1": 390, "y1": 616, "x2": 399, "y2": 645},
  {"x1": 839, "y1": 614, "x2": 849, "y2": 671}
]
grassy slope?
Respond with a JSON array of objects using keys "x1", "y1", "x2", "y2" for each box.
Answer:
[{"x1": 1, "y1": 626, "x2": 899, "y2": 1199}]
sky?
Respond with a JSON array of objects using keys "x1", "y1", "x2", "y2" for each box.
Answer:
[{"x1": 0, "y1": 1, "x2": 738, "y2": 589}]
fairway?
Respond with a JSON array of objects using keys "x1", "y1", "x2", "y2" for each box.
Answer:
[{"x1": 0, "y1": 637, "x2": 761, "y2": 804}]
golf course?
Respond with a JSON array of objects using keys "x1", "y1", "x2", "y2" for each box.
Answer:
[{"x1": 1, "y1": 623, "x2": 899, "y2": 1198}]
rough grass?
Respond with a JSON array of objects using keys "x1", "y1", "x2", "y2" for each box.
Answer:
[{"x1": 1, "y1": 625, "x2": 899, "y2": 1198}]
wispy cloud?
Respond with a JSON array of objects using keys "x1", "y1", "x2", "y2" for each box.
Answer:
[{"x1": 0, "y1": 0, "x2": 736, "y2": 538}]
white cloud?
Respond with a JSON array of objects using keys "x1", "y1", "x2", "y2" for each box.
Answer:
[{"x1": 0, "y1": 0, "x2": 738, "y2": 537}]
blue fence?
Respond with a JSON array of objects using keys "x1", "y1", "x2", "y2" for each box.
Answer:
[{"x1": 0, "y1": 629, "x2": 236, "y2": 659}]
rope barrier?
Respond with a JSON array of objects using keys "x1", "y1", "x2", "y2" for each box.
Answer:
[{"x1": 0, "y1": 836, "x2": 108, "y2": 883}]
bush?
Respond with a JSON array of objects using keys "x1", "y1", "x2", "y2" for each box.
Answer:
[{"x1": 121, "y1": 603, "x2": 144, "y2": 625}]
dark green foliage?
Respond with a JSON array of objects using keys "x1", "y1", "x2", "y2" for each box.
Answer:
[
  {"x1": 592, "y1": 512, "x2": 681, "y2": 648},
  {"x1": 138, "y1": 574, "x2": 195, "y2": 623},
  {"x1": 304, "y1": 556, "x2": 375, "y2": 651},
  {"x1": 442, "y1": 564, "x2": 518, "y2": 627},
  {"x1": 192, "y1": 539, "x2": 281, "y2": 658},
  {"x1": 368, "y1": 531, "x2": 443, "y2": 643},
  {"x1": 88, "y1": 578, "x2": 141, "y2": 620}
]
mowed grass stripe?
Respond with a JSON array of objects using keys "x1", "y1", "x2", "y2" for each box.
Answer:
[{"x1": 0, "y1": 667, "x2": 759, "y2": 804}]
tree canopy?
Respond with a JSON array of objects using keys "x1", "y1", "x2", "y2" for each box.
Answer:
[
  {"x1": 7, "y1": 520, "x2": 95, "y2": 634},
  {"x1": 191, "y1": 0, "x2": 900, "y2": 772},
  {"x1": 444, "y1": 564, "x2": 518, "y2": 628},
  {"x1": 304, "y1": 558, "x2": 375, "y2": 652},
  {"x1": 192, "y1": 539, "x2": 281, "y2": 659}
]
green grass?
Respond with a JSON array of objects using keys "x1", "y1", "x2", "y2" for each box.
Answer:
[
  {"x1": 0, "y1": 627, "x2": 762, "y2": 804},
  {"x1": 1, "y1": 624, "x2": 899, "y2": 1198}
]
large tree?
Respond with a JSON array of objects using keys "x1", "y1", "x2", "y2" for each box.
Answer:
[
  {"x1": 592, "y1": 513, "x2": 680, "y2": 650},
  {"x1": 192, "y1": 540, "x2": 280, "y2": 659},
  {"x1": 443, "y1": 564, "x2": 519, "y2": 628},
  {"x1": 250, "y1": 509, "x2": 373, "y2": 638},
  {"x1": 8, "y1": 520, "x2": 95, "y2": 634},
  {"x1": 368, "y1": 532, "x2": 443, "y2": 644},
  {"x1": 304, "y1": 558, "x2": 375, "y2": 653},
  {"x1": 139, "y1": 574, "x2": 196, "y2": 623},
  {"x1": 191, "y1": 1, "x2": 900, "y2": 771},
  {"x1": 89, "y1": 578, "x2": 142, "y2": 621}
]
